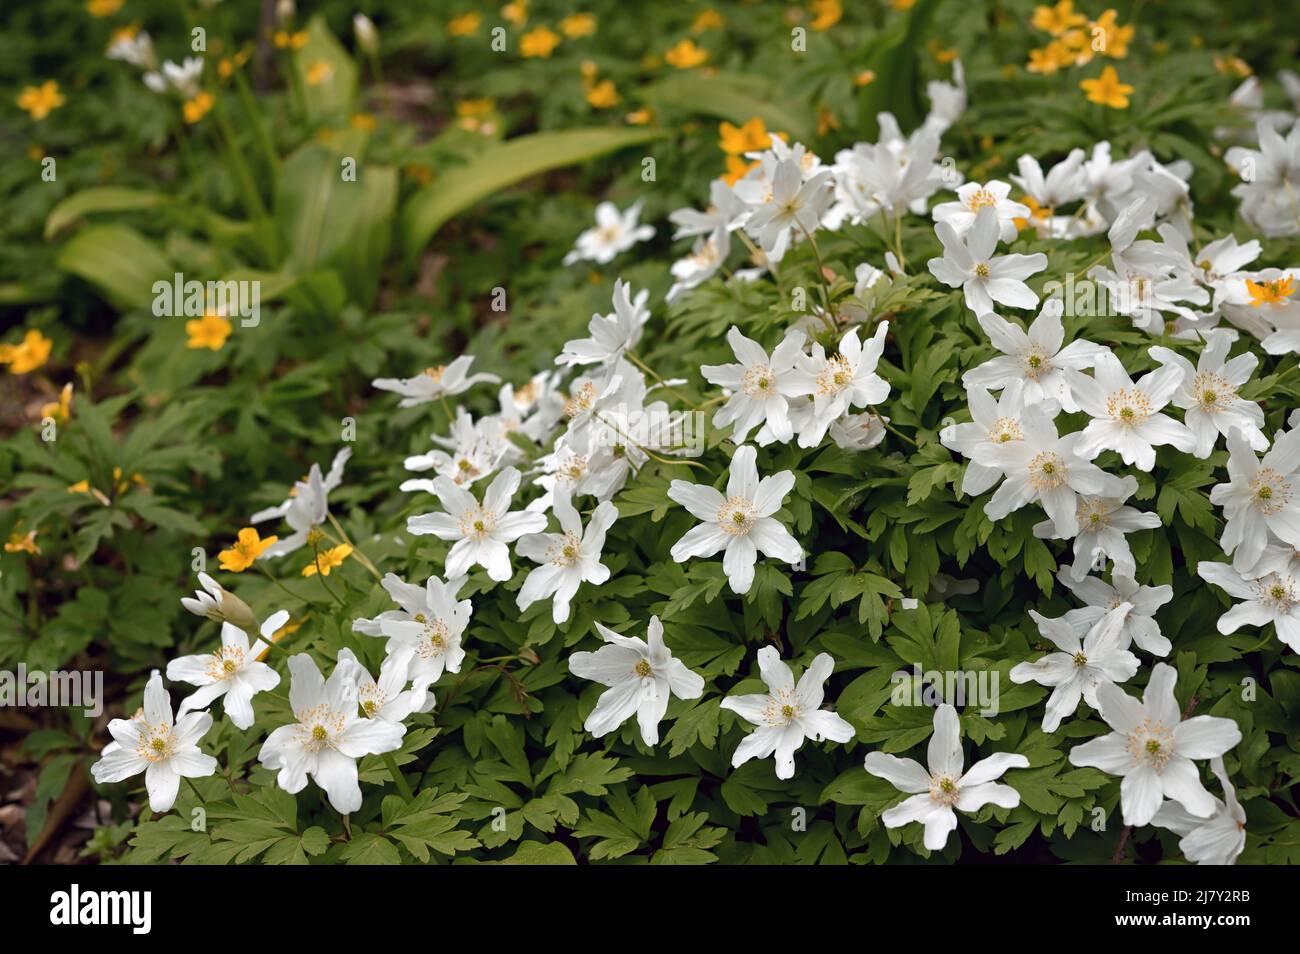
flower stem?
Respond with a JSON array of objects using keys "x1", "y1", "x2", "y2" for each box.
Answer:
[
  {"x1": 327, "y1": 513, "x2": 382, "y2": 581},
  {"x1": 381, "y1": 752, "x2": 415, "y2": 802}
]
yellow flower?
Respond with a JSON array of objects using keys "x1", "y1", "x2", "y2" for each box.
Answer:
[
  {"x1": 4, "y1": 529, "x2": 40, "y2": 555},
  {"x1": 1013, "y1": 195, "x2": 1054, "y2": 231},
  {"x1": 86, "y1": 0, "x2": 124, "y2": 16},
  {"x1": 1214, "y1": 55, "x2": 1252, "y2": 78},
  {"x1": 560, "y1": 13, "x2": 596, "y2": 38},
  {"x1": 305, "y1": 60, "x2": 334, "y2": 85},
  {"x1": 1091, "y1": 9, "x2": 1134, "y2": 59},
  {"x1": 182, "y1": 90, "x2": 214, "y2": 124},
  {"x1": 0, "y1": 329, "x2": 52, "y2": 374},
  {"x1": 1080, "y1": 65, "x2": 1133, "y2": 108},
  {"x1": 502, "y1": 0, "x2": 528, "y2": 26},
  {"x1": 17, "y1": 81, "x2": 65, "y2": 121},
  {"x1": 40, "y1": 383, "x2": 74, "y2": 423},
  {"x1": 932, "y1": 44, "x2": 959, "y2": 64},
  {"x1": 692, "y1": 9, "x2": 724, "y2": 33},
  {"x1": 302, "y1": 543, "x2": 353, "y2": 576},
  {"x1": 273, "y1": 30, "x2": 308, "y2": 50},
  {"x1": 719, "y1": 116, "x2": 771, "y2": 155},
  {"x1": 723, "y1": 155, "x2": 759, "y2": 185},
  {"x1": 1026, "y1": 46, "x2": 1063, "y2": 74},
  {"x1": 585, "y1": 79, "x2": 619, "y2": 109},
  {"x1": 624, "y1": 107, "x2": 653, "y2": 125},
  {"x1": 257, "y1": 616, "x2": 302, "y2": 661},
  {"x1": 664, "y1": 39, "x2": 708, "y2": 69},
  {"x1": 350, "y1": 112, "x2": 377, "y2": 131},
  {"x1": 854, "y1": 69, "x2": 877, "y2": 87},
  {"x1": 68, "y1": 479, "x2": 112, "y2": 505},
  {"x1": 186, "y1": 313, "x2": 232, "y2": 350},
  {"x1": 816, "y1": 107, "x2": 841, "y2": 136},
  {"x1": 456, "y1": 98, "x2": 497, "y2": 132},
  {"x1": 1246, "y1": 276, "x2": 1296, "y2": 307},
  {"x1": 520, "y1": 26, "x2": 561, "y2": 58},
  {"x1": 219, "y1": 528, "x2": 279, "y2": 573},
  {"x1": 447, "y1": 12, "x2": 482, "y2": 36},
  {"x1": 809, "y1": 0, "x2": 842, "y2": 31},
  {"x1": 1031, "y1": 0, "x2": 1085, "y2": 35}
]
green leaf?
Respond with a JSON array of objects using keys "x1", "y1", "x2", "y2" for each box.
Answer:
[
  {"x1": 45, "y1": 187, "x2": 171, "y2": 239},
  {"x1": 54, "y1": 224, "x2": 171, "y2": 310}
]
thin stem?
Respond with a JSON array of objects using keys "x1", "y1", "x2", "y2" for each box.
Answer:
[
  {"x1": 254, "y1": 562, "x2": 316, "y2": 605},
  {"x1": 796, "y1": 222, "x2": 839, "y2": 335},
  {"x1": 382, "y1": 752, "x2": 415, "y2": 802},
  {"x1": 310, "y1": 542, "x2": 346, "y2": 606},
  {"x1": 625, "y1": 350, "x2": 698, "y2": 409},
  {"x1": 327, "y1": 513, "x2": 382, "y2": 580}
]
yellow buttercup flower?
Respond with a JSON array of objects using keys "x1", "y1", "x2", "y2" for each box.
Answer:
[
  {"x1": 4, "y1": 529, "x2": 40, "y2": 555},
  {"x1": 447, "y1": 12, "x2": 482, "y2": 36},
  {"x1": 258, "y1": 616, "x2": 302, "y2": 661},
  {"x1": 1214, "y1": 55, "x2": 1251, "y2": 78},
  {"x1": 560, "y1": 13, "x2": 596, "y2": 38},
  {"x1": 182, "y1": 90, "x2": 214, "y2": 124},
  {"x1": 186, "y1": 313, "x2": 232, "y2": 350},
  {"x1": 691, "y1": 9, "x2": 724, "y2": 33},
  {"x1": 1080, "y1": 66, "x2": 1133, "y2": 109},
  {"x1": 1091, "y1": 9, "x2": 1134, "y2": 59},
  {"x1": 520, "y1": 26, "x2": 561, "y2": 58},
  {"x1": 351, "y1": 112, "x2": 377, "y2": 131},
  {"x1": 854, "y1": 69, "x2": 877, "y2": 87},
  {"x1": 664, "y1": 39, "x2": 708, "y2": 69},
  {"x1": 585, "y1": 79, "x2": 619, "y2": 109},
  {"x1": 302, "y1": 543, "x2": 353, "y2": 576},
  {"x1": 1031, "y1": 0, "x2": 1085, "y2": 35},
  {"x1": 1026, "y1": 46, "x2": 1063, "y2": 74},
  {"x1": 809, "y1": 0, "x2": 842, "y2": 31},
  {"x1": 219, "y1": 528, "x2": 279, "y2": 573},
  {"x1": 273, "y1": 30, "x2": 308, "y2": 50},
  {"x1": 1246, "y1": 276, "x2": 1296, "y2": 307},
  {"x1": 456, "y1": 98, "x2": 497, "y2": 133},
  {"x1": 0, "y1": 329, "x2": 52, "y2": 374},
  {"x1": 40, "y1": 383, "x2": 74, "y2": 423},
  {"x1": 719, "y1": 116, "x2": 771, "y2": 155},
  {"x1": 17, "y1": 81, "x2": 65, "y2": 121},
  {"x1": 624, "y1": 107, "x2": 652, "y2": 125},
  {"x1": 502, "y1": 0, "x2": 528, "y2": 27},
  {"x1": 86, "y1": 0, "x2": 124, "y2": 16},
  {"x1": 305, "y1": 60, "x2": 334, "y2": 85},
  {"x1": 723, "y1": 155, "x2": 759, "y2": 186}
]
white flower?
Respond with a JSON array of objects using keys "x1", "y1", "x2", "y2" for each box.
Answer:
[
  {"x1": 962, "y1": 300, "x2": 1105, "y2": 413},
  {"x1": 828, "y1": 129, "x2": 946, "y2": 225},
  {"x1": 1033, "y1": 476, "x2": 1161, "y2": 582},
  {"x1": 516, "y1": 493, "x2": 617, "y2": 623},
  {"x1": 250, "y1": 448, "x2": 351, "y2": 558},
  {"x1": 568, "y1": 616, "x2": 705, "y2": 745},
  {"x1": 166, "y1": 614, "x2": 286, "y2": 729},
  {"x1": 745, "y1": 159, "x2": 833, "y2": 254},
  {"x1": 373, "y1": 355, "x2": 500, "y2": 408},
  {"x1": 401, "y1": 407, "x2": 507, "y2": 489},
  {"x1": 1011, "y1": 604, "x2": 1140, "y2": 732},
  {"x1": 556, "y1": 279, "x2": 650, "y2": 369},
  {"x1": 356, "y1": 573, "x2": 471, "y2": 686},
  {"x1": 1068, "y1": 663, "x2": 1242, "y2": 826},
  {"x1": 927, "y1": 206, "x2": 1048, "y2": 314},
  {"x1": 144, "y1": 57, "x2": 203, "y2": 97},
  {"x1": 666, "y1": 234, "x2": 729, "y2": 303},
  {"x1": 864, "y1": 704, "x2": 1028, "y2": 851},
  {"x1": 1151, "y1": 757, "x2": 1247, "y2": 866},
  {"x1": 91, "y1": 671, "x2": 217, "y2": 813},
  {"x1": 721, "y1": 646, "x2": 854, "y2": 779},
  {"x1": 784, "y1": 321, "x2": 891, "y2": 448},
  {"x1": 1149, "y1": 330, "x2": 1267, "y2": 458},
  {"x1": 667, "y1": 444, "x2": 801, "y2": 594},
  {"x1": 941, "y1": 383, "x2": 1028, "y2": 496},
  {"x1": 931, "y1": 180, "x2": 1029, "y2": 243},
  {"x1": 1226, "y1": 120, "x2": 1300, "y2": 237},
  {"x1": 353, "y1": 13, "x2": 378, "y2": 55},
  {"x1": 338, "y1": 647, "x2": 432, "y2": 723},
  {"x1": 829, "y1": 411, "x2": 888, "y2": 451},
  {"x1": 976, "y1": 407, "x2": 1128, "y2": 536},
  {"x1": 1072, "y1": 351, "x2": 1195, "y2": 470},
  {"x1": 1008, "y1": 150, "x2": 1087, "y2": 238},
  {"x1": 1186, "y1": 235, "x2": 1261, "y2": 313},
  {"x1": 1058, "y1": 571, "x2": 1173, "y2": 656},
  {"x1": 1198, "y1": 560, "x2": 1300, "y2": 653},
  {"x1": 563, "y1": 200, "x2": 655, "y2": 266},
  {"x1": 1209, "y1": 426, "x2": 1300, "y2": 573},
  {"x1": 406, "y1": 467, "x2": 547, "y2": 582},
  {"x1": 107, "y1": 30, "x2": 155, "y2": 70},
  {"x1": 701, "y1": 327, "x2": 806, "y2": 445},
  {"x1": 258, "y1": 653, "x2": 405, "y2": 814},
  {"x1": 179, "y1": 571, "x2": 256, "y2": 630}
]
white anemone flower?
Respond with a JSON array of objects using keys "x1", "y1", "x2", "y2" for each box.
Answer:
[
  {"x1": 356, "y1": 574, "x2": 472, "y2": 687},
  {"x1": 784, "y1": 321, "x2": 891, "y2": 448},
  {"x1": 166, "y1": 613, "x2": 287, "y2": 729},
  {"x1": 562, "y1": 200, "x2": 655, "y2": 266},
  {"x1": 701, "y1": 327, "x2": 806, "y2": 445},
  {"x1": 721, "y1": 646, "x2": 855, "y2": 779},
  {"x1": 927, "y1": 207, "x2": 1048, "y2": 314},
  {"x1": 372, "y1": 355, "x2": 500, "y2": 408},
  {"x1": 1151, "y1": 757, "x2": 1247, "y2": 866},
  {"x1": 1209, "y1": 426, "x2": 1300, "y2": 574},
  {"x1": 516, "y1": 493, "x2": 617, "y2": 624},
  {"x1": 1149, "y1": 330, "x2": 1267, "y2": 458},
  {"x1": 931, "y1": 179, "x2": 1030, "y2": 243},
  {"x1": 1059, "y1": 571, "x2": 1173, "y2": 656},
  {"x1": 250, "y1": 448, "x2": 351, "y2": 558},
  {"x1": 1198, "y1": 560, "x2": 1300, "y2": 653},
  {"x1": 941, "y1": 382, "x2": 1029, "y2": 496},
  {"x1": 864, "y1": 703, "x2": 1028, "y2": 851},
  {"x1": 1072, "y1": 351, "x2": 1195, "y2": 470},
  {"x1": 1032, "y1": 476, "x2": 1161, "y2": 582},
  {"x1": 556, "y1": 279, "x2": 651, "y2": 369}
]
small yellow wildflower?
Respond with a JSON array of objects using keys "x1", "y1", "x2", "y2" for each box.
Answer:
[
  {"x1": 1080, "y1": 66, "x2": 1133, "y2": 109},
  {"x1": 273, "y1": 30, "x2": 308, "y2": 50},
  {"x1": 4, "y1": 529, "x2": 40, "y2": 555},
  {"x1": 1246, "y1": 276, "x2": 1296, "y2": 307},
  {"x1": 305, "y1": 61, "x2": 334, "y2": 86},
  {"x1": 218, "y1": 528, "x2": 279, "y2": 573},
  {"x1": 664, "y1": 39, "x2": 708, "y2": 69},
  {"x1": 257, "y1": 616, "x2": 302, "y2": 661},
  {"x1": 302, "y1": 543, "x2": 353, "y2": 577},
  {"x1": 1031, "y1": 1, "x2": 1086, "y2": 35},
  {"x1": 40, "y1": 383, "x2": 74, "y2": 423},
  {"x1": 816, "y1": 107, "x2": 841, "y2": 136},
  {"x1": 719, "y1": 116, "x2": 771, "y2": 155},
  {"x1": 692, "y1": 9, "x2": 724, "y2": 33},
  {"x1": 502, "y1": 0, "x2": 528, "y2": 27},
  {"x1": 560, "y1": 13, "x2": 596, "y2": 38},
  {"x1": 456, "y1": 98, "x2": 497, "y2": 133},
  {"x1": 624, "y1": 107, "x2": 652, "y2": 125},
  {"x1": 350, "y1": 112, "x2": 377, "y2": 131},
  {"x1": 854, "y1": 69, "x2": 877, "y2": 87},
  {"x1": 1091, "y1": 9, "x2": 1134, "y2": 59},
  {"x1": 86, "y1": 0, "x2": 124, "y2": 16},
  {"x1": 182, "y1": 91, "x2": 214, "y2": 124},
  {"x1": 447, "y1": 12, "x2": 482, "y2": 36},
  {"x1": 1214, "y1": 55, "x2": 1252, "y2": 78},
  {"x1": 0, "y1": 329, "x2": 52, "y2": 374},
  {"x1": 723, "y1": 155, "x2": 759, "y2": 186},
  {"x1": 520, "y1": 26, "x2": 561, "y2": 58},
  {"x1": 17, "y1": 81, "x2": 65, "y2": 121},
  {"x1": 585, "y1": 79, "x2": 619, "y2": 109},
  {"x1": 186, "y1": 313, "x2": 231, "y2": 350},
  {"x1": 810, "y1": 0, "x2": 842, "y2": 31}
]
